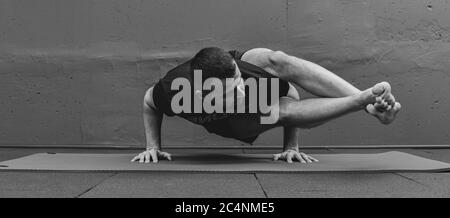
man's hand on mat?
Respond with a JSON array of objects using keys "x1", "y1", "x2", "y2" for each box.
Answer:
[
  {"x1": 273, "y1": 149, "x2": 318, "y2": 163},
  {"x1": 131, "y1": 148, "x2": 172, "y2": 163}
]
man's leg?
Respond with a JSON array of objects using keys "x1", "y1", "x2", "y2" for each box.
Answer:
[
  {"x1": 241, "y1": 48, "x2": 401, "y2": 124},
  {"x1": 277, "y1": 82, "x2": 391, "y2": 128},
  {"x1": 241, "y1": 48, "x2": 361, "y2": 97}
]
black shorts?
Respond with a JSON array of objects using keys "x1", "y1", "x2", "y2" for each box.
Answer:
[{"x1": 183, "y1": 111, "x2": 276, "y2": 144}]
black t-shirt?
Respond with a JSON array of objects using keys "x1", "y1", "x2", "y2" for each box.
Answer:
[{"x1": 152, "y1": 50, "x2": 289, "y2": 143}]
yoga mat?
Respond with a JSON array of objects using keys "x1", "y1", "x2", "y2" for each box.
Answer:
[{"x1": 1, "y1": 151, "x2": 449, "y2": 173}]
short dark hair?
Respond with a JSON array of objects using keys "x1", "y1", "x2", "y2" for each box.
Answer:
[{"x1": 191, "y1": 47, "x2": 236, "y2": 79}]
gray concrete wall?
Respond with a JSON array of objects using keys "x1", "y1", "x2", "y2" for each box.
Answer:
[{"x1": 0, "y1": 0, "x2": 449, "y2": 147}]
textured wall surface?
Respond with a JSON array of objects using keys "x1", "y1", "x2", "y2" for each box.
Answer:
[{"x1": 0, "y1": 0, "x2": 449, "y2": 147}]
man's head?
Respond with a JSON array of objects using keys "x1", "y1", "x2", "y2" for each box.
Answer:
[{"x1": 191, "y1": 47, "x2": 238, "y2": 79}]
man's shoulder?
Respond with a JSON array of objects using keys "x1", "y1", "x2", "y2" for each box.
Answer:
[{"x1": 143, "y1": 86, "x2": 157, "y2": 109}]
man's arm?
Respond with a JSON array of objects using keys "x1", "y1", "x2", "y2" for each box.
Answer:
[
  {"x1": 272, "y1": 83, "x2": 318, "y2": 163},
  {"x1": 143, "y1": 86, "x2": 162, "y2": 150},
  {"x1": 131, "y1": 86, "x2": 172, "y2": 163}
]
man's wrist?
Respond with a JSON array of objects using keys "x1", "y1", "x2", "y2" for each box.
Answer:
[
  {"x1": 146, "y1": 145, "x2": 160, "y2": 151},
  {"x1": 283, "y1": 145, "x2": 299, "y2": 152}
]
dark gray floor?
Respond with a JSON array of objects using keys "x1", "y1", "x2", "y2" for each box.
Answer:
[
  {"x1": 0, "y1": 147, "x2": 449, "y2": 198},
  {"x1": 81, "y1": 173, "x2": 266, "y2": 198}
]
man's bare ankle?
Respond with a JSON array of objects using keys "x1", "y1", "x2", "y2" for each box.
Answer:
[{"x1": 352, "y1": 93, "x2": 368, "y2": 110}]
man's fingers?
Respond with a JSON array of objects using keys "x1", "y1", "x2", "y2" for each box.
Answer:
[
  {"x1": 286, "y1": 152, "x2": 294, "y2": 163},
  {"x1": 273, "y1": 152, "x2": 288, "y2": 161},
  {"x1": 150, "y1": 151, "x2": 158, "y2": 163},
  {"x1": 293, "y1": 152, "x2": 301, "y2": 162},
  {"x1": 274, "y1": 151, "x2": 317, "y2": 164},
  {"x1": 300, "y1": 153, "x2": 313, "y2": 163},
  {"x1": 160, "y1": 152, "x2": 172, "y2": 161},
  {"x1": 299, "y1": 153, "x2": 311, "y2": 163},
  {"x1": 293, "y1": 152, "x2": 305, "y2": 163},
  {"x1": 130, "y1": 155, "x2": 139, "y2": 162},
  {"x1": 307, "y1": 155, "x2": 319, "y2": 162},
  {"x1": 131, "y1": 153, "x2": 143, "y2": 162},
  {"x1": 273, "y1": 153, "x2": 281, "y2": 161},
  {"x1": 132, "y1": 150, "x2": 172, "y2": 164},
  {"x1": 295, "y1": 153, "x2": 307, "y2": 163},
  {"x1": 144, "y1": 152, "x2": 150, "y2": 163},
  {"x1": 139, "y1": 154, "x2": 145, "y2": 163}
]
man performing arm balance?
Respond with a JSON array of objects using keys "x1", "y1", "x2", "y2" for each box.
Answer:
[{"x1": 131, "y1": 47, "x2": 401, "y2": 164}]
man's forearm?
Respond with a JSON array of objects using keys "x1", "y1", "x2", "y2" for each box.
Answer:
[{"x1": 143, "y1": 103, "x2": 163, "y2": 150}]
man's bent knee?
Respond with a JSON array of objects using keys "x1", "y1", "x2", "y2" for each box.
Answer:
[
  {"x1": 241, "y1": 48, "x2": 296, "y2": 79},
  {"x1": 242, "y1": 48, "x2": 291, "y2": 67},
  {"x1": 268, "y1": 50, "x2": 292, "y2": 66},
  {"x1": 267, "y1": 50, "x2": 299, "y2": 80}
]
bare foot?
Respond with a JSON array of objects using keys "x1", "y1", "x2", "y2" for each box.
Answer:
[
  {"x1": 372, "y1": 81, "x2": 396, "y2": 108},
  {"x1": 358, "y1": 82, "x2": 393, "y2": 106},
  {"x1": 366, "y1": 102, "x2": 402, "y2": 124},
  {"x1": 358, "y1": 82, "x2": 402, "y2": 124}
]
